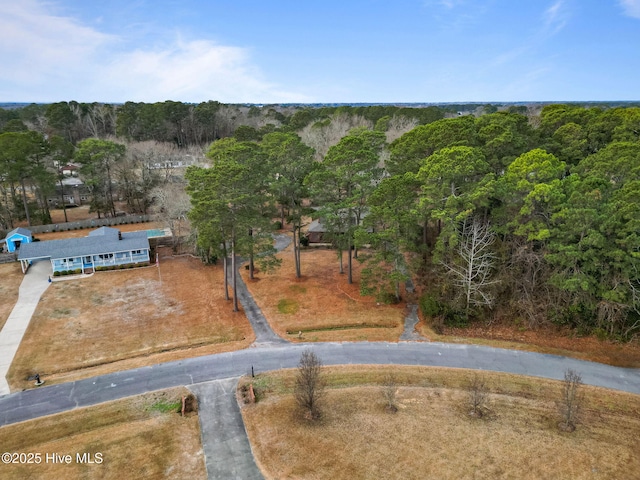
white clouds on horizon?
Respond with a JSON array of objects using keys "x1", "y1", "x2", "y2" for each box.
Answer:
[
  {"x1": 0, "y1": 0, "x2": 311, "y2": 103},
  {"x1": 619, "y1": 0, "x2": 640, "y2": 18}
]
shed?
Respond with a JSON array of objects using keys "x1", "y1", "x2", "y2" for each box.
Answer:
[{"x1": 4, "y1": 227, "x2": 33, "y2": 253}]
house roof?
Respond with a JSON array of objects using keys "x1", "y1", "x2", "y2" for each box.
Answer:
[
  {"x1": 18, "y1": 229, "x2": 149, "y2": 261},
  {"x1": 88, "y1": 226, "x2": 120, "y2": 237},
  {"x1": 5, "y1": 227, "x2": 32, "y2": 240}
]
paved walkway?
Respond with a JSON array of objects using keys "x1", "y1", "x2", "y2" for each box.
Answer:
[
  {"x1": 0, "y1": 260, "x2": 51, "y2": 395},
  {"x1": 189, "y1": 379, "x2": 263, "y2": 480},
  {"x1": 400, "y1": 304, "x2": 428, "y2": 341}
]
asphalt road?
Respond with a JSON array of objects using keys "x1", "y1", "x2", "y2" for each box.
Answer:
[{"x1": 2, "y1": 341, "x2": 639, "y2": 427}]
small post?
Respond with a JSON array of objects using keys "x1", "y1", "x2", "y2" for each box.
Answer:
[
  {"x1": 34, "y1": 373, "x2": 44, "y2": 386},
  {"x1": 251, "y1": 365, "x2": 254, "y2": 377}
]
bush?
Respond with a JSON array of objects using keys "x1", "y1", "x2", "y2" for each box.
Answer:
[
  {"x1": 274, "y1": 221, "x2": 283, "y2": 230},
  {"x1": 53, "y1": 271, "x2": 61, "y2": 277},
  {"x1": 419, "y1": 293, "x2": 443, "y2": 317},
  {"x1": 377, "y1": 291, "x2": 401, "y2": 305}
]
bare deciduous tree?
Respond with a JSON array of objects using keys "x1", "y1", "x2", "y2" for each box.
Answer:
[
  {"x1": 299, "y1": 113, "x2": 373, "y2": 160},
  {"x1": 468, "y1": 373, "x2": 488, "y2": 418},
  {"x1": 384, "y1": 115, "x2": 419, "y2": 144},
  {"x1": 558, "y1": 369, "x2": 583, "y2": 432},
  {"x1": 294, "y1": 350, "x2": 325, "y2": 421},
  {"x1": 381, "y1": 374, "x2": 398, "y2": 413},
  {"x1": 442, "y1": 217, "x2": 499, "y2": 317}
]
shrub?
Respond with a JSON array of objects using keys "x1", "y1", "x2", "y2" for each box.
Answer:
[
  {"x1": 419, "y1": 293, "x2": 443, "y2": 317},
  {"x1": 274, "y1": 221, "x2": 283, "y2": 230},
  {"x1": 299, "y1": 235, "x2": 309, "y2": 247},
  {"x1": 53, "y1": 271, "x2": 61, "y2": 277}
]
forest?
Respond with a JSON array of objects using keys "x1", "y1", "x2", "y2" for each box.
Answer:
[{"x1": 1, "y1": 100, "x2": 640, "y2": 341}]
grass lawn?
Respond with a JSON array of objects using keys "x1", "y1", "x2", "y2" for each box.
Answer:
[
  {"x1": 7, "y1": 255, "x2": 253, "y2": 389},
  {"x1": 241, "y1": 244, "x2": 406, "y2": 342},
  {"x1": 0, "y1": 262, "x2": 22, "y2": 331},
  {"x1": 240, "y1": 366, "x2": 640, "y2": 480},
  {"x1": 0, "y1": 387, "x2": 205, "y2": 479}
]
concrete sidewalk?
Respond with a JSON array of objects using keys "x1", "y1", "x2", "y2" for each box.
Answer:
[
  {"x1": 0, "y1": 260, "x2": 51, "y2": 396},
  {"x1": 189, "y1": 378, "x2": 263, "y2": 480}
]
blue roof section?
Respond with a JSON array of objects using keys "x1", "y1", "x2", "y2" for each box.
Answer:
[
  {"x1": 17, "y1": 229, "x2": 149, "y2": 261},
  {"x1": 5, "y1": 227, "x2": 32, "y2": 239}
]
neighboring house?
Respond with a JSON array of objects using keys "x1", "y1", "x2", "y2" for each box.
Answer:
[
  {"x1": 17, "y1": 226, "x2": 150, "y2": 274},
  {"x1": 306, "y1": 219, "x2": 330, "y2": 244},
  {"x1": 306, "y1": 210, "x2": 371, "y2": 244},
  {"x1": 3, "y1": 227, "x2": 33, "y2": 253},
  {"x1": 47, "y1": 177, "x2": 92, "y2": 207}
]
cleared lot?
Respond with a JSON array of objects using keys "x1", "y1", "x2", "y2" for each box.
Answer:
[
  {"x1": 241, "y1": 245, "x2": 405, "y2": 342},
  {"x1": 241, "y1": 366, "x2": 640, "y2": 480},
  {"x1": 7, "y1": 255, "x2": 253, "y2": 389}
]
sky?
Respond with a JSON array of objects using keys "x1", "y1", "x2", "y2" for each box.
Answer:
[{"x1": 0, "y1": 0, "x2": 639, "y2": 103}]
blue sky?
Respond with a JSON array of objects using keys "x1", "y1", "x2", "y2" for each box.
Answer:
[{"x1": 0, "y1": 0, "x2": 639, "y2": 103}]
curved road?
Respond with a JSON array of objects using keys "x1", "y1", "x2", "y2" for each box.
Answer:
[{"x1": 1, "y1": 341, "x2": 639, "y2": 427}]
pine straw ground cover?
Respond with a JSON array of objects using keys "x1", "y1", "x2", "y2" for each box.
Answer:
[
  {"x1": 7, "y1": 255, "x2": 253, "y2": 390},
  {"x1": 240, "y1": 245, "x2": 406, "y2": 342},
  {"x1": 0, "y1": 387, "x2": 205, "y2": 480},
  {"x1": 239, "y1": 366, "x2": 640, "y2": 480},
  {"x1": 0, "y1": 262, "x2": 22, "y2": 331}
]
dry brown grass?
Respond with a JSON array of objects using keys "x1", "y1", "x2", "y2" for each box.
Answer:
[
  {"x1": 7, "y1": 256, "x2": 253, "y2": 389},
  {"x1": 240, "y1": 366, "x2": 640, "y2": 480},
  {"x1": 241, "y1": 243, "x2": 405, "y2": 342},
  {"x1": 0, "y1": 262, "x2": 22, "y2": 331},
  {"x1": 0, "y1": 387, "x2": 205, "y2": 479},
  {"x1": 417, "y1": 313, "x2": 640, "y2": 368}
]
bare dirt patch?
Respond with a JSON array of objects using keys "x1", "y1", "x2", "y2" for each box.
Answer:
[
  {"x1": 0, "y1": 263, "x2": 22, "y2": 331},
  {"x1": 240, "y1": 366, "x2": 640, "y2": 480},
  {"x1": 8, "y1": 256, "x2": 253, "y2": 389},
  {"x1": 0, "y1": 387, "x2": 206, "y2": 479},
  {"x1": 241, "y1": 243, "x2": 405, "y2": 342}
]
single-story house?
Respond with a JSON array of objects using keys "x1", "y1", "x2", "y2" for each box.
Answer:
[
  {"x1": 17, "y1": 226, "x2": 150, "y2": 274},
  {"x1": 3, "y1": 227, "x2": 33, "y2": 253}
]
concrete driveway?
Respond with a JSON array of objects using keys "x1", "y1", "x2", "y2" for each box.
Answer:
[{"x1": 0, "y1": 260, "x2": 51, "y2": 396}]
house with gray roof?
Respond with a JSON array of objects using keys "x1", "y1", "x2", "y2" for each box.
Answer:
[{"x1": 17, "y1": 227, "x2": 150, "y2": 274}]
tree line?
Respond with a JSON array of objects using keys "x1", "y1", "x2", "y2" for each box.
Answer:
[{"x1": 186, "y1": 104, "x2": 640, "y2": 342}]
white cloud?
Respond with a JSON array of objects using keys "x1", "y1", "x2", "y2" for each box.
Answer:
[
  {"x1": 99, "y1": 39, "x2": 310, "y2": 103},
  {"x1": 619, "y1": 0, "x2": 640, "y2": 18},
  {"x1": 543, "y1": 0, "x2": 569, "y2": 34},
  {"x1": 0, "y1": 0, "x2": 310, "y2": 102}
]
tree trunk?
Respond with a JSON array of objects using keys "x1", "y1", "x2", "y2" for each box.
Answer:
[
  {"x1": 20, "y1": 177, "x2": 31, "y2": 226},
  {"x1": 59, "y1": 178, "x2": 68, "y2": 222},
  {"x1": 294, "y1": 224, "x2": 301, "y2": 278},
  {"x1": 347, "y1": 237, "x2": 353, "y2": 285},
  {"x1": 231, "y1": 232, "x2": 238, "y2": 312},
  {"x1": 223, "y1": 255, "x2": 230, "y2": 301},
  {"x1": 338, "y1": 249, "x2": 344, "y2": 274}
]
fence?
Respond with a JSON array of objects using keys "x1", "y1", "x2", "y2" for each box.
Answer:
[
  {"x1": 0, "y1": 252, "x2": 17, "y2": 264},
  {"x1": 25, "y1": 215, "x2": 152, "y2": 235}
]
